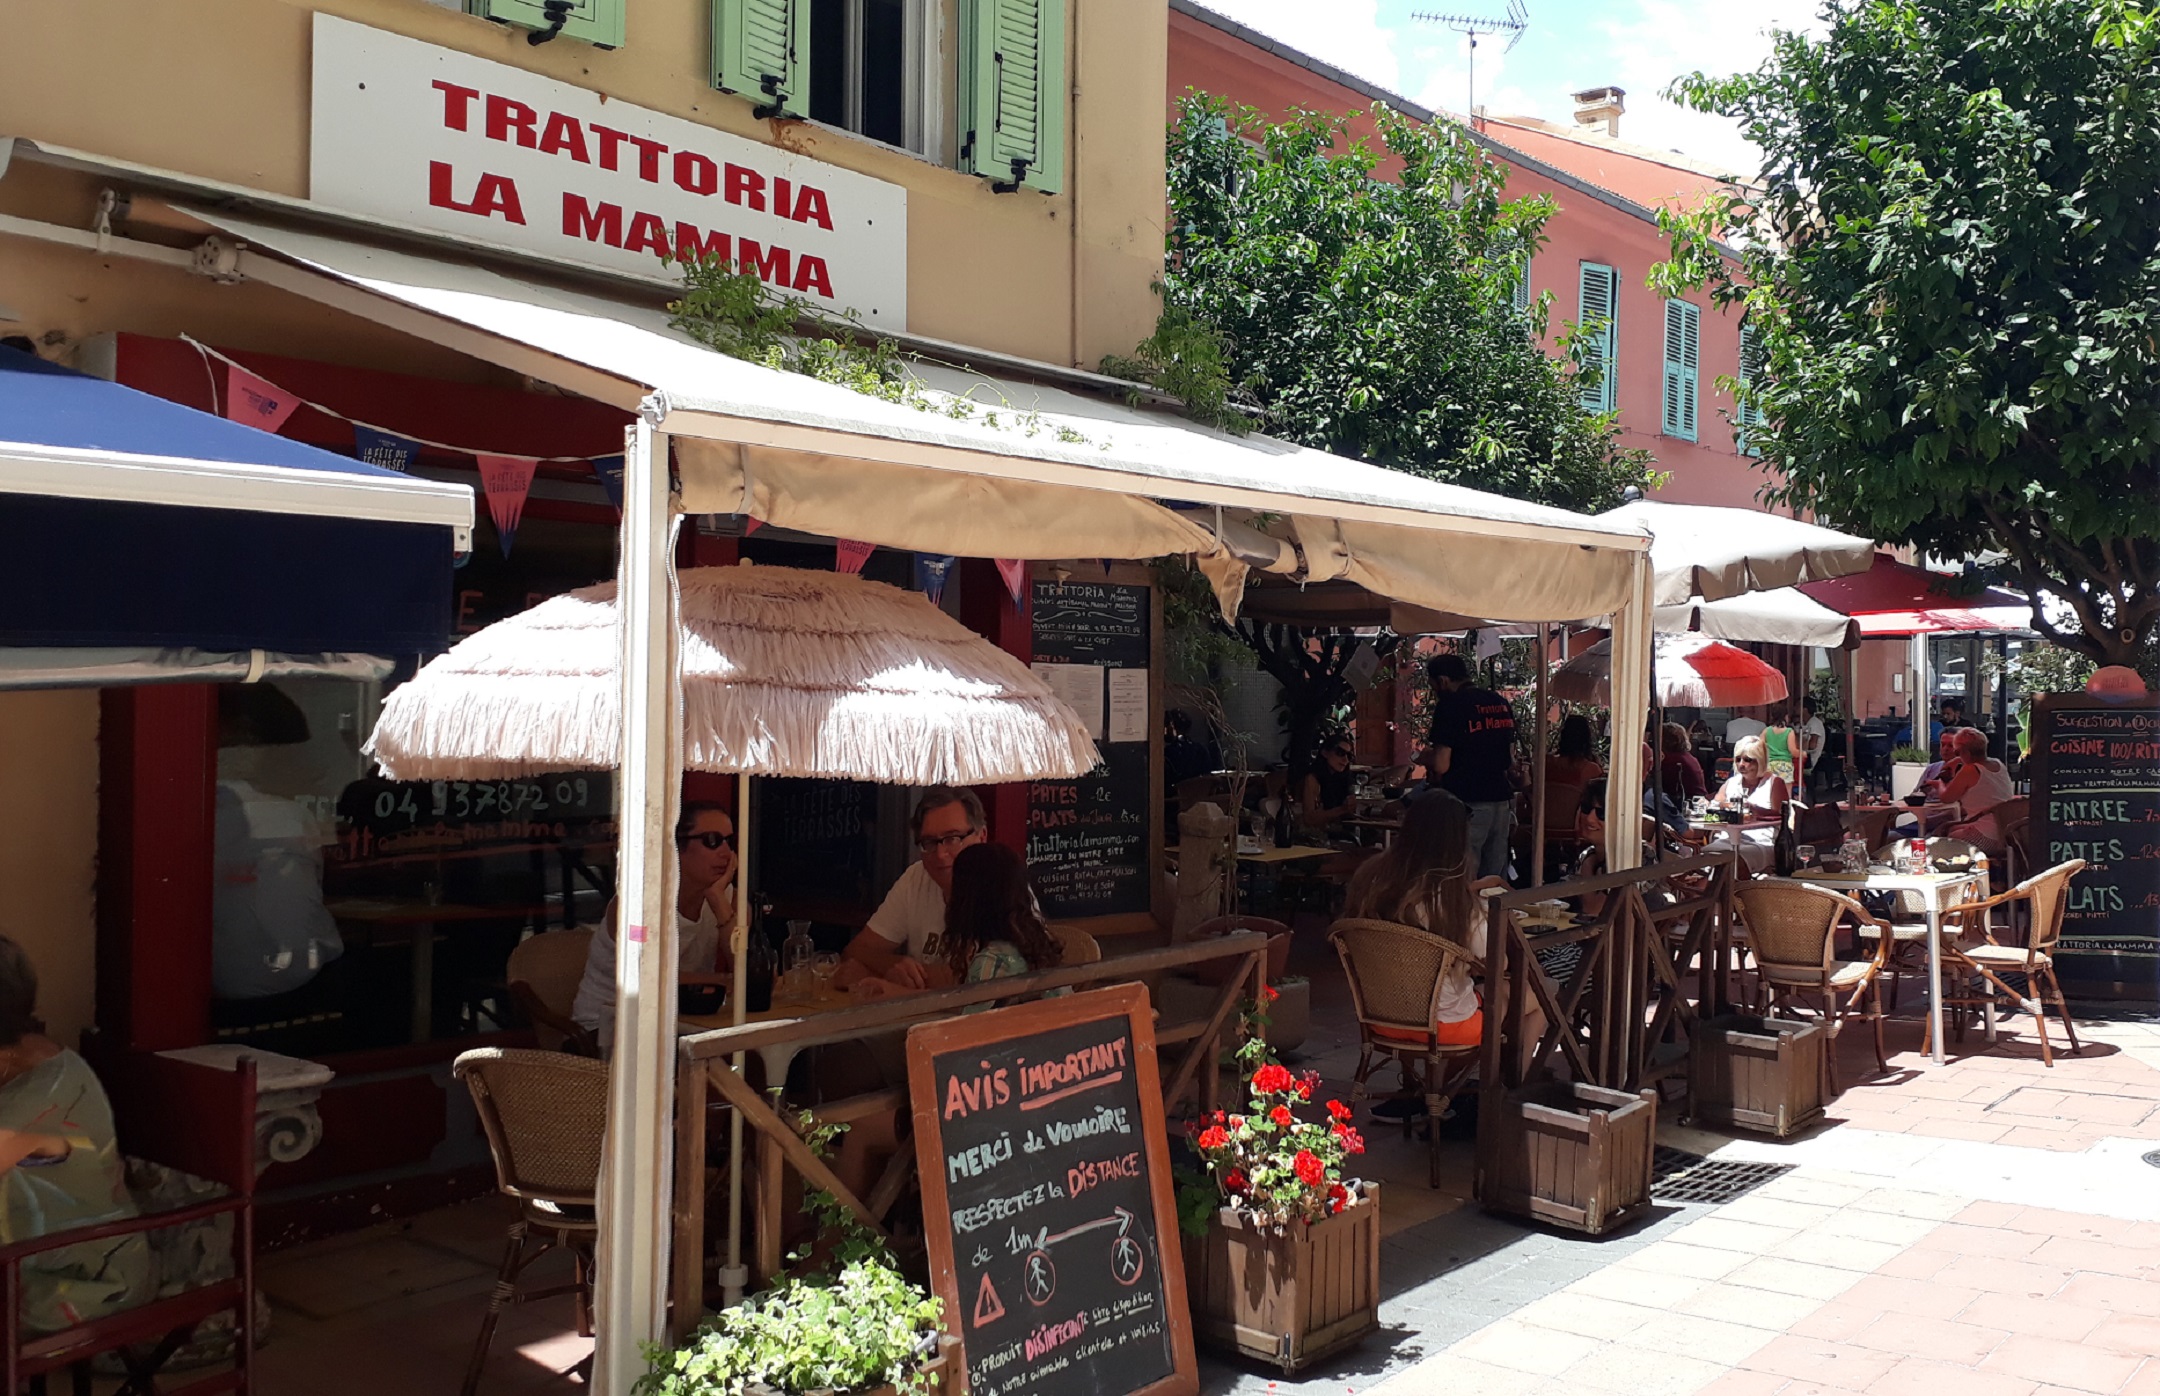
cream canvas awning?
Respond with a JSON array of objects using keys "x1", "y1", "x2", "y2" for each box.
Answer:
[{"x1": 177, "y1": 208, "x2": 1651, "y2": 623}]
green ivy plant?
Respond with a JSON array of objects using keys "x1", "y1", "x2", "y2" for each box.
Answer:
[{"x1": 636, "y1": 1256, "x2": 943, "y2": 1396}]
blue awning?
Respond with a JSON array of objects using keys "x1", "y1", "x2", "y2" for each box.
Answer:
[{"x1": 0, "y1": 345, "x2": 472, "y2": 656}]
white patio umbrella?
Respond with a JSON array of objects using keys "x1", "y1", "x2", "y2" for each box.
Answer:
[
  {"x1": 1654, "y1": 587, "x2": 1862, "y2": 651},
  {"x1": 1553, "y1": 633, "x2": 1790, "y2": 709},
  {"x1": 1602, "y1": 500, "x2": 1877, "y2": 607}
]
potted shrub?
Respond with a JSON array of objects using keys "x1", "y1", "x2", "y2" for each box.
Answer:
[
  {"x1": 638, "y1": 1254, "x2": 949, "y2": 1396},
  {"x1": 1890, "y1": 743, "x2": 1932, "y2": 801},
  {"x1": 1178, "y1": 1059, "x2": 1379, "y2": 1374}
]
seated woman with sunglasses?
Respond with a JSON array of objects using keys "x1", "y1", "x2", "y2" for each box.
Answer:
[{"x1": 571, "y1": 801, "x2": 737, "y2": 1052}]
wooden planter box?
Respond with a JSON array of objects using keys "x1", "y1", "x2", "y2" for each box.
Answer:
[
  {"x1": 1182, "y1": 1184, "x2": 1381, "y2": 1374},
  {"x1": 1690, "y1": 1014, "x2": 1827, "y2": 1138},
  {"x1": 1476, "y1": 1083, "x2": 1656, "y2": 1236}
]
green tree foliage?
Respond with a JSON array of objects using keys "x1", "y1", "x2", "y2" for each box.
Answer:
[
  {"x1": 1654, "y1": 0, "x2": 2160, "y2": 667},
  {"x1": 1128, "y1": 96, "x2": 1653, "y2": 514}
]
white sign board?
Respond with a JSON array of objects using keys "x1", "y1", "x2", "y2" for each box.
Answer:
[{"x1": 309, "y1": 14, "x2": 908, "y2": 328}]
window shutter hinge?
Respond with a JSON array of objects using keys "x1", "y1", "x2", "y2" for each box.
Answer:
[
  {"x1": 990, "y1": 157, "x2": 1032, "y2": 193},
  {"x1": 525, "y1": 0, "x2": 572, "y2": 45},
  {"x1": 753, "y1": 71, "x2": 787, "y2": 120}
]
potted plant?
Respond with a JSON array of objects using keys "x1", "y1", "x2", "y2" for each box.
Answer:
[
  {"x1": 1178, "y1": 1058, "x2": 1379, "y2": 1374},
  {"x1": 638, "y1": 1254, "x2": 949, "y2": 1396},
  {"x1": 1890, "y1": 743, "x2": 1932, "y2": 801}
]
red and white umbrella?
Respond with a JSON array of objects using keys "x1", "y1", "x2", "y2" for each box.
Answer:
[{"x1": 1552, "y1": 633, "x2": 1788, "y2": 709}]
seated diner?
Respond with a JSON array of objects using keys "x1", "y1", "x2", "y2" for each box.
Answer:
[
  {"x1": 1296, "y1": 734, "x2": 1358, "y2": 841},
  {"x1": 571, "y1": 801, "x2": 736, "y2": 1052},
  {"x1": 837, "y1": 786, "x2": 988, "y2": 992},
  {"x1": 1717, "y1": 735, "x2": 1790, "y2": 821}
]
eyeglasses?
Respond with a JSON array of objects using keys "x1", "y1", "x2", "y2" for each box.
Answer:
[
  {"x1": 917, "y1": 830, "x2": 979, "y2": 854},
  {"x1": 683, "y1": 831, "x2": 736, "y2": 851},
  {"x1": 1736, "y1": 757, "x2": 1761, "y2": 767}
]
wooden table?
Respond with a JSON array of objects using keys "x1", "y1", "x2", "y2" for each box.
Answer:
[
  {"x1": 1235, "y1": 843, "x2": 1335, "y2": 863},
  {"x1": 1794, "y1": 865, "x2": 1988, "y2": 1065},
  {"x1": 681, "y1": 979, "x2": 855, "y2": 1083},
  {"x1": 324, "y1": 897, "x2": 551, "y2": 1043}
]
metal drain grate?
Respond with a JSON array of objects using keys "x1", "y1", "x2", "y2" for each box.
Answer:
[{"x1": 1650, "y1": 1148, "x2": 1795, "y2": 1204}]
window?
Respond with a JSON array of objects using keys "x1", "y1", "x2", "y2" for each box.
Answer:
[
  {"x1": 1662, "y1": 298, "x2": 1700, "y2": 441},
  {"x1": 1578, "y1": 262, "x2": 1618, "y2": 413},
  {"x1": 1736, "y1": 320, "x2": 1765, "y2": 456},
  {"x1": 810, "y1": 0, "x2": 920, "y2": 151}
]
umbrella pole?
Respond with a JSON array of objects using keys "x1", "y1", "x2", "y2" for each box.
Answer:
[
  {"x1": 723, "y1": 771, "x2": 752, "y2": 1307},
  {"x1": 1838, "y1": 646, "x2": 1859, "y2": 795},
  {"x1": 594, "y1": 422, "x2": 683, "y2": 1396},
  {"x1": 1531, "y1": 623, "x2": 1549, "y2": 887}
]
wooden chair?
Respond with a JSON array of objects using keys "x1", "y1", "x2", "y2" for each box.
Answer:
[
  {"x1": 1735, "y1": 882, "x2": 1891, "y2": 1094},
  {"x1": 1857, "y1": 838, "x2": 1989, "y2": 1010},
  {"x1": 1327, "y1": 918, "x2": 1482, "y2": 1188},
  {"x1": 7, "y1": 1049, "x2": 258, "y2": 1396},
  {"x1": 506, "y1": 929, "x2": 599, "y2": 1057},
  {"x1": 454, "y1": 1048, "x2": 608, "y2": 1396},
  {"x1": 1934, "y1": 860, "x2": 2087, "y2": 1067}
]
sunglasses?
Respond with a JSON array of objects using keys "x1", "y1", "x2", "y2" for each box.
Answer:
[
  {"x1": 917, "y1": 830, "x2": 978, "y2": 854},
  {"x1": 683, "y1": 831, "x2": 737, "y2": 851}
]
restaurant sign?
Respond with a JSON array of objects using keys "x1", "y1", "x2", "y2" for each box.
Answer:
[{"x1": 308, "y1": 14, "x2": 908, "y2": 328}]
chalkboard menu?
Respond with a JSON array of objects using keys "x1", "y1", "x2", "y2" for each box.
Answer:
[
  {"x1": 1029, "y1": 582, "x2": 1152, "y2": 918},
  {"x1": 908, "y1": 986, "x2": 1195, "y2": 1396},
  {"x1": 755, "y1": 776, "x2": 880, "y2": 908},
  {"x1": 331, "y1": 772, "x2": 616, "y2": 864},
  {"x1": 2031, "y1": 695, "x2": 2160, "y2": 998}
]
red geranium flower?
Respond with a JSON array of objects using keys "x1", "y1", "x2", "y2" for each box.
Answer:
[
  {"x1": 1326, "y1": 1099, "x2": 1353, "y2": 1121},
  {"x1": 1227, "y1": 1115, "x2": 1245, "y2": 1131},
  {"x1": 1262, "y1": 984, "x2": 1279, "y2": 1003},
  {"x1": 1224, "y1": 1169, "x2": 1249, "y2": 1193},
  {"x1": 1330, "y1": 1121, "x2": 1366, "y2": 1154},
  {"x1": 1295, "y1": 1079, "x2": 1313, "y2": 1100},
  {"x1": 1269, "y1": 1105, "x2": 1294, "y2": 1128},
  {"x1": 1252, "y1": 1063, "x2": 1294, "y2": 1095},
  {"x1": 1197, "y1": 1125, "x2": 1229, "y2": 1150},
  {"x1": 1327, "y1": 1183, "x2": 1348, "y2": 1214},
  {"x1": 1293, "y1": 1150, "x2": 1326, "y2": 1187}
]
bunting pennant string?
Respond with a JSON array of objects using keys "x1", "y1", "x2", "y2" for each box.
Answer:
[
  {"x1": 995, "y1": 558, "x2": 1028, "y2": 606},
  {"x1": 589, "y1": 454, "x2": 626, "y2": 511},
  {"x1": 223, "y1": 363, "x2": 300, "y2": 434},
  {"x1": 914, "y1": 554, "x2": 956, "y2": 606},
  {"x1": 476, "y1": 455, "x2": 540, "y2": 559},
  {"x1": 353, "y1": 425, "x2": 421, "y2": 473},
  {"x1": 835, "y1": 539, "x2": 877, "y2": 575}
]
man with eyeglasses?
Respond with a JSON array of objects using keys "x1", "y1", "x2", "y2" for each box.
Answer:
[
  {"x1": 837, "y1": 786, "x2": 988, "y2": 991},
  {"x1": 570, "y1": 800, "x2": 737, "y2": 1049}
]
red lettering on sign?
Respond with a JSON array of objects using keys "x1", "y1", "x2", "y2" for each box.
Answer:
[
  {"x1": 432, "y1": 80, "x2": 481, "y2": 132},
  {"x1": 773, "y1": 176, "x2": 794, "y2": 220},
  {"x1": 538, "y1": 110, "x2": 590, "y2": 163},
  {"x1": 739, "y1": 239, "x2": 790, "y2": 286},
  {"x1": 485, "y1": 94, "x2": 540, "y2": 148},
  {"x1": 625, "y1": 133, "x2": 667, "y2": 183},
  {"x1": 590, "y1": 124, "x2": 632, "y2": 172},
  {"x1": 673, "y1": 224, "x2": 732, "y2": 264},
  {"x1": 724, "y1": 163, "x2": 767, "y2": 212},
  {"x1": 563, "y1": 193, "x2": 623, "y2": 246},
  {"x1": 793, "y1": 185, "x2": 834, "y2": 230},
  {"x1": 429, "y1": 162, "x2": 528, "y2": 224},
  {"x1": 793, "y1": 254, "x2": 833, "y2": 297},
  {"x1": 673, "y1": 150, "x2": 719, "y2": 197},
  {"x1": 624, "y1": 211, "x2": 671, "y2": 257}
]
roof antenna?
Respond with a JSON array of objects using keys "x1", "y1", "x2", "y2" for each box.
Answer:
[{"x1": 1410, "y1": 0, "x2": 1528, "y2": 127}]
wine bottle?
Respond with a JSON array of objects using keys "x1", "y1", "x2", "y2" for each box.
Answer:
[{"x1": 743, "y1": 901, "x2": 776, "y2": 1013}]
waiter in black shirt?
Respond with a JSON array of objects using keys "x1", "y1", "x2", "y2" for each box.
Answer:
[{"x1": 1417, "y1": 654, "x2": 1521, "y2": 879}]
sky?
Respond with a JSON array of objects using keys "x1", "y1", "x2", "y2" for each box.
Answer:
[{"x1": 1188, "y1": 0, "x2": 1827, "y2": 177}]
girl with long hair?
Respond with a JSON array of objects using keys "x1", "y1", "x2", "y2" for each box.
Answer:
[
  {"x1": 1342, "y1": 795, "x2": 1506, "y2": 1046},
  {"x1": 942, "y1": 843, "x2": 1061, "y2": 985}
]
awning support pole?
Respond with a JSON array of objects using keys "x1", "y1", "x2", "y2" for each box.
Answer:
[
  {"x1": 1531, "y1": 622, "x2": 1549, "y2": 886},
  {"x1": 594, "y1": 418, "x2": 682, "y2": 1396},
  {"x1": 1606, "y1": 553, "x2": 1653, "y2": 871},
  {"x1": 723, "y1": 769, "x2": 751, "y2": 1308}
]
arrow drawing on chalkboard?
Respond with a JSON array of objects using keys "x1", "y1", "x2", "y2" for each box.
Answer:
[
  {"x1": 971, "y1": 1273, "x2": 1007, "y2": 1328},
  {"x1": 1034, "y1": 1205, "x2": 1134, "y2": 1250}
]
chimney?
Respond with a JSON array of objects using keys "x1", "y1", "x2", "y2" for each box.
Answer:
[{"x1": 1571, "y1": 85, "x2": 1626, "y2": 138}]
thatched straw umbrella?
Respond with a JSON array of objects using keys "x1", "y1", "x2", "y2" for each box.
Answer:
[{"x1": 365, "y1": 560, "x2": 1099, "y2": 1307}]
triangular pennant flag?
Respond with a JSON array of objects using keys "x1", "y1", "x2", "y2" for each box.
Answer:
[
  {"x1": 224, "y1": 363, "x2": 300, "y2": 434},
  {"x1": 476, "y1": 454, "x2": 539, "y2": 558},
  {"x1": 743, "y1": 517, "x2": 764, "y2": 535},
  {"x1": 590, "y1": 454, "x2": 626, "y2": 512},
  {"x1": 352, "y1": 424, "x2": 421, "y2": 473},
  {"x1": 1101, "y1": 559, "x2": 1114, "y2": 576},
  {"x1": 914, "y1": 553, "x2": 956, "y2": 606},
  {"x1": 995, "y1": 558, "x2": 1028, "y2": 606},
  {"x1": 835, "y1": 539, "x2": 875, "y2": 575}
]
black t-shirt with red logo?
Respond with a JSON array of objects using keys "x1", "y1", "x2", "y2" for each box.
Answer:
[{"x1": 1428, "y1": 685, "x2": 1519, "y2": 804}]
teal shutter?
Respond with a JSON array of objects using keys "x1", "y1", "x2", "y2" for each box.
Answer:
[
  {"x1": 1578, "y1": 262, "x2": 1618, "y2": 413},
  {"x1": 713, "y1": 0, "x2": 807, "y2": 117},
  {"x1": 472, "y1": 0, "x2": 624, "y2": 48},
  {"x1": 960, "y1": 0, "x2": 1067, "y2": 193},
  {"x1": 1661, "y1": 298, "x2": 1700, "y2": 441},
  {"x1": 1513, "y1": 254, "x2": 1533, "y2": 316},
  {"x1": 1736, "y1": 321, "x2": 1765, "y2": 456}
]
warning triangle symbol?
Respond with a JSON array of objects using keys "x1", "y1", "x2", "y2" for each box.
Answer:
[{"x1": 972, "y1": 1272, "x2": 1007, "y2": 1328}]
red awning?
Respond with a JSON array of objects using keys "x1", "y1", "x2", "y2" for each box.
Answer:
[{"x1": 1799, "y1": 555, "x2": 2030, "y2": 635}]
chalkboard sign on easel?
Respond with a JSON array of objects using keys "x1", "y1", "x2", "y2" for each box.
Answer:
[
  {"x1": 907, "y1": 985, "x2": 1196, "y2": 1396},
  {"x1": 2030, "y1": 694, "x2": 2160, "y2": 1001},
  {"x1": 1028, "y1": 581, "x2": 1152, "y2": 919}
]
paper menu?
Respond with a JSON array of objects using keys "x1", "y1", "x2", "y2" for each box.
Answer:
[
  {"x1": 1107, "y1": 668, "x2": 1149, "y2": 743},
  {"x1": 1033, "y1": 662, "x2": 1105, "y2": 739}
]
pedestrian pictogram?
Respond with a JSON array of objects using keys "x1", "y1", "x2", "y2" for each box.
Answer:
[
  {"x1": 1022, "y1": 1249, "x2": 1057, "y2": 1305},
  {"x1": 1111, "y1": 1233, "x2": 1145, "y2": 1286}
]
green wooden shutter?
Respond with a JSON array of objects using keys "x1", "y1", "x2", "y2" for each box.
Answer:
[
  {"x1": 1578, "y1": 262, "x2": 1618, "y2": 413},
  {"x1": 713, "y1": 0, "x2": 807, "y2": 117},
  {"x1": 1513, "y1": 254, "x2": 1533, "y2": 316},
  {"x1": 960, "y1": 0, "x2": 1067, "y2": 193},
  {"x1": 1736, "y1": 321, "x2": 1765, "y2": 456},
  {"x1": 472, "y1": 0, "x2": 624, "y2": 48},
  {"x1": 1662, "y1": 298, "x2": 1700, "y2": 441}
]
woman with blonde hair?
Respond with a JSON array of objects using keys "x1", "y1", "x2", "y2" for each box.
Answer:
[{"x1": 1717, "y1": 734, "x2": 1791, "y2": 820}]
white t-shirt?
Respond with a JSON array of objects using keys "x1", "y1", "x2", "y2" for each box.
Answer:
[
  {"x1": 1960, "y1": 758, "x2": 2015, "y2": 816},
  {"x1": 864, "y1": 861, "x2": 950, "y2": 962},
  {"x1": 1801, "y1": 716, "x2": 1827, "y2": 762},
  {"x1": 571, "y1": 899, "x2": 726, "y2": 1048}
]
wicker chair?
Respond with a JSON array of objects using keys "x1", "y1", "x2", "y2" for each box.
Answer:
[
  {"x1": 1857, "y1": 838, "x2": 1989, "y2": 1010},
  {"x1": 506, "y1": 929, "x2": 599, "y2": 1056},
  {"x1": 1735, "y1": 882, "x2": 1892, "y2": 1093},
  {"x1": 454, "y1": 1048, "x2": 609, "y2": 1396},
  {"x1": 1327, "y1": 917, "x2": 1482, "y2": 1188},
  {"x1": 1934, "y1": 859, "x2": 2088, "y2": 1067}
]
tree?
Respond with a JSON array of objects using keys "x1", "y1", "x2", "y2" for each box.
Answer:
[
  {"x1": 1655, "y1": 0, "x2": 2160, "y2": 668},
  {"x1": 1118, "y1": 96, "x2": 1652, "y2": 515}
]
